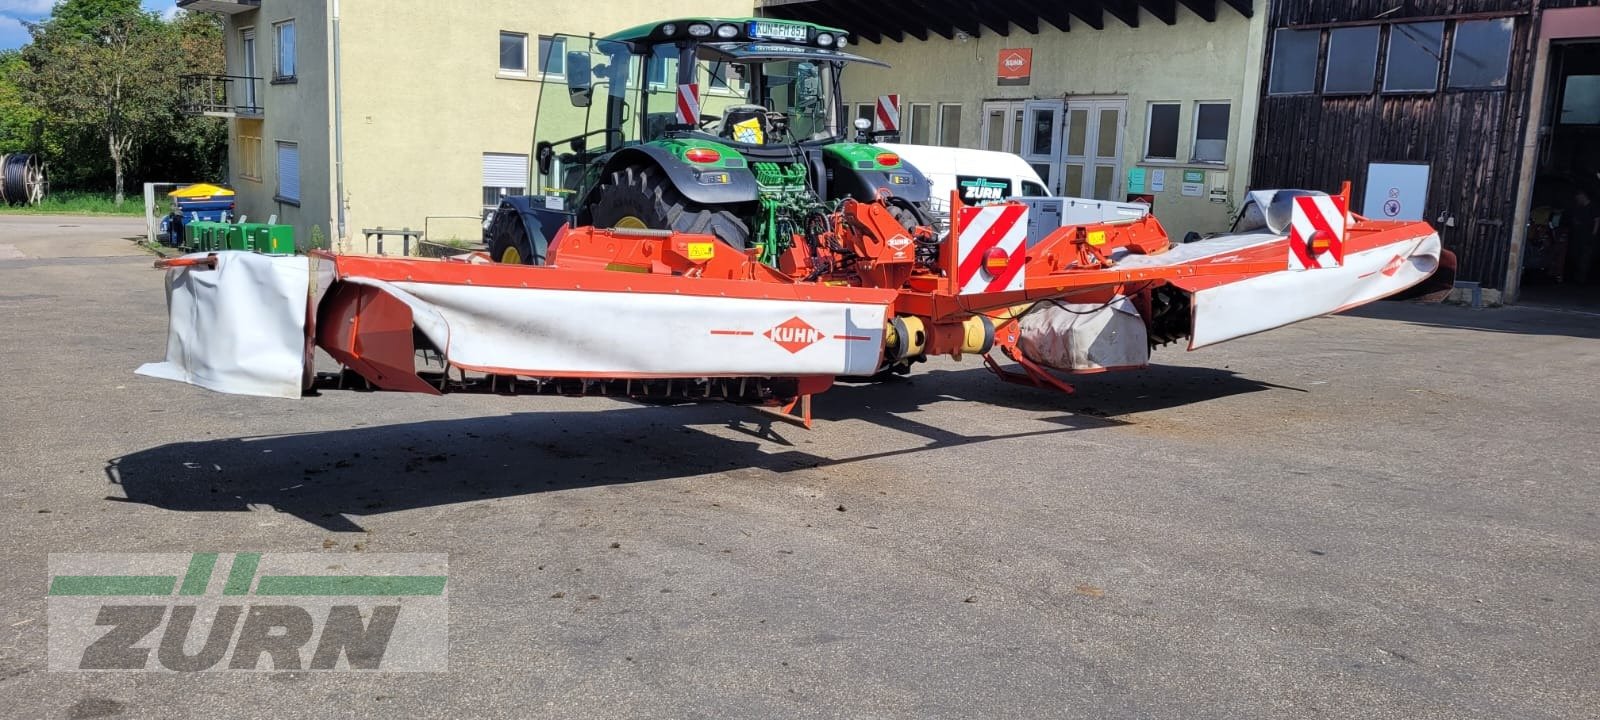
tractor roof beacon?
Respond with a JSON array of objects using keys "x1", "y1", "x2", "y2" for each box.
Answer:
[{"x1": 486, "y1": 17, "x2": 933, "y2": 269}]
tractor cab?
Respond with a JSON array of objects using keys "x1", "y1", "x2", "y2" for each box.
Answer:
[{"x1": 491, "y1": 18, "x2": 931, "y2": 267}]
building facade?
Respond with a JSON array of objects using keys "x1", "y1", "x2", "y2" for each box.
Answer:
[
  {"x1": 179, "y1": 0, "x2": 753, "y2": 250},
  {"x1": 765, "y1": 0, "x2": 1266, "y2": 238},
  {"x1": 1250, "y1": 0, "x2": 1600, "y2": 303}
]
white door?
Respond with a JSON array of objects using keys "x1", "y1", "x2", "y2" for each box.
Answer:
[
  {"x1": 1021, "y1": 99, "x2": 1065, "y2": 194},
  {"x1": 1060, "y1": 99, "x2": 1126, "y2": 200},
  {"x1": 240, "y1": 29, "x2": 257, "y2": 111},
  {"x1": 980, "y1": 101, "x2": 1025, "y2": 154}
]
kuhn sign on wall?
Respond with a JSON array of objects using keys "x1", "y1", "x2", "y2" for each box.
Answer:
[{"x1": 997, "y1": 48, "x2": 1032, "y2": 86}]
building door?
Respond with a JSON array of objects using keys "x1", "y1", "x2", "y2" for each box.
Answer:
[
  {"x1": 1021, "y1": 99, "x2": 1064, "y2": 193},
  {"x1": 980, "y1": 101, "x2": 1025, "y2": 154},
  {"x1": 240, "y1": 29, "x2": 257, "y2": 112},
  {"x1": 1061, "y1": 99, "x2": 1126, "y2": 200}
]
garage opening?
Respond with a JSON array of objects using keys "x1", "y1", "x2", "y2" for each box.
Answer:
[{"x1": 1521, "y1": 40, "x2": 1600, "y2": 311}]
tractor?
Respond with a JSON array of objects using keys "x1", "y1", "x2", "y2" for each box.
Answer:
[{"x1": 484, "y1": 17, "x2": 933, "y2": 269}]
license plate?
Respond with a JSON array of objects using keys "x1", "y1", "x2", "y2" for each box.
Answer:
[{"x1": 748, "y1": 21, "x2": 808, "y2": 42}]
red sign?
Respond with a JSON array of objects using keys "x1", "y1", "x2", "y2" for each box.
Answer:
[
  {"x1": 997, "y1": 48, "x2": 1032, "y2": 86},
  {"x1": 764, "y1": 316, "x2": 824, "y2": 353}
]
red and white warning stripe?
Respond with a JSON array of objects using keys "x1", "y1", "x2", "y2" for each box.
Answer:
[
  {"x1": 676, "y1": 83, "x2": 701, "y2": 126},
  {"x1": 1288, "y1": 194, "x2": 1347, "y2": 270},
  {"x1": 956, "y1": 203, "x2": 1028, "y2": 295},
  {"x1": 875, "y1": 94, "x2": 900, "y2": 133}
]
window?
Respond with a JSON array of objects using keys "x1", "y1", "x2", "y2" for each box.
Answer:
[
  {"x1": 1384, "y1": 21, "x2": 1444, "y2": 93},
  {"x1": 482, "y1": 153, "x2": 528, "y2": 218},
  {"x1": 907, "y1": 103, "x2": 931, "y2": 144},
  {"x1": 1144, "y1": 102, "x2": 1179, "y2": 160},
  {"x1": 1269, "y1": 29, "x2": 1319, "y2": 95},
  {"x1": 1191, "y1": 102, "x2": 1229, "y2": 164},
  {"x1": 1449, "y1": 18, "x2": 1513, "y2": 89},
  {"x1": 1560, "y1": 75, "x2": 1600, "y2": 125},
  {"x1": 536, "y1": 35, "x2": 565, "y2": 78},
  {"x1": 275, "y1": 141, "x2": 299, "y2": 204},
  {"x1": 272, "y1": 20, "x2": 295, "y2": 80},
  {"x1": 646, "y1": 44, "x2": 676, "y2": 88},
  {"x1": 856, "y1": 103, "x2": 875, "y2": 126},
  {"x1": 1324, "y1": 26, "x2": 1380, "y2": 95},
  {"x1": 937, "y1": 104, "x2": 962, "y2": 147},
  {"x1": 1020, "y1": 180, "x2": 1049, "y2": 197},
  {"x1": 237, "y1": 122, "x2": 262, "y2": 181},
  {"x1": 707, "y1": 60, "x2": 730, "y2": 92},
  {"x1": 499, "y1": 31, "x2": 527, "y2": 75}
]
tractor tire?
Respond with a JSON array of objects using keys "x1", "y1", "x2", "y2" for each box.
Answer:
[
  {"x1": 886, "y1": 197, "x2": 933, "y2": 234},
  {"x1": 488, "y1": 210, "x2": 541, "y2": 265},
  {"x1": 589, "y1": 165, "x2": 751, "y2": 248}
]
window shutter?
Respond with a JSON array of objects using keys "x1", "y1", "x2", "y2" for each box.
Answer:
[
  {"x1": 481, "y1": 153, "x2": 529, "y2": 189},
  {"x1": 276, "y1": 142, "x2": 300, "y2": 201}
]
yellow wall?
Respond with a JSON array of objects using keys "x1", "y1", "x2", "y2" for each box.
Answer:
[
  {"x1": 843, "y1": 7, "x2": 1266, "y2": 236},
  {"x1": 337, "y1": 0, "x2": 754, "y2": 248}
]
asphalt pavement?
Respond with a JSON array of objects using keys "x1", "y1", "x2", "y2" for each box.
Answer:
[{"x1": 1, "y1": 214, "x2": 1597, "y2": 719}]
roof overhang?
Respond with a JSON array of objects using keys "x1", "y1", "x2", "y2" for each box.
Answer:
[
  {"x1": 758, "y1": 0, "x2": 1254, "y2": 44},
  {"x1": 175, "y1": 0, "x2": 259, "y2": 15}
]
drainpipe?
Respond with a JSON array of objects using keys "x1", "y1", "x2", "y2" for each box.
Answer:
[{"x1": 331, "y1": 0, "x2": 347, "y2": 245}]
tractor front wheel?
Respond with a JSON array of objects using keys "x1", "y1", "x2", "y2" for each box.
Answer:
[
  {"x1": 589, "y1": 165, "x2": 750, "y2": 248},
  {"x1": 488, "y1": 209, "x2": 542, "y2": 265}
]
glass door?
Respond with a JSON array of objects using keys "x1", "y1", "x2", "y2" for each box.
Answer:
[
  {"x1": 1021, "y1": 99, "x2": 1064, "y2": 194},
  {"x1": 980, "y1": 101, "x2": 1024, "y2": 153},
  {"x1": 1060, "y1": 99, "x2": 1125, "y2": 200},
  {"x1": 240, "y1": 29, "x2": 257, "y2": 112}
]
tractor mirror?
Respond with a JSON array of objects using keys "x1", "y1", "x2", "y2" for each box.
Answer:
[
  {"x1": 566, "y1": 51, "x2": 592, "y2": 107},
  {"x1": 536, "y1": 142, "x2": 554, "y2": 176}
]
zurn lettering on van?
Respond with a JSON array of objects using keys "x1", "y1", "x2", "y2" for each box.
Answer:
[{"x1": 958, "y1": 176, "x2": 1011, "y2": 203}]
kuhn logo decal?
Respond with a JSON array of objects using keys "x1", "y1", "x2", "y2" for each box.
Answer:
[{"x1": 764, "y1": 317, "x2": 823, "y2": 353}]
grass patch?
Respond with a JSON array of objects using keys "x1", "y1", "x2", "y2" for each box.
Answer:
[{"x1": 0, "y1": 191, "x2": 148, "y2": 216}]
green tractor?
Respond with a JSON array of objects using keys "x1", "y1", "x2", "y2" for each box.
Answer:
[{"x1": 485, "y1": 17, "x2": 933, "y2": 267}]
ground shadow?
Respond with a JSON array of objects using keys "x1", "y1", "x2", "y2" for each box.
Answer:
[
  {"x1": 1349, "y1": 300, "x2": 1600, "y2": 340},
  {"x1": 107, "y1": 365, "x2": 1283, "y2": 531}
]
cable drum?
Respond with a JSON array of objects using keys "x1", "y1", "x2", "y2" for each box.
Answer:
[{"x1": 0, "y1": 154, "x2": 48, "y2": 206}]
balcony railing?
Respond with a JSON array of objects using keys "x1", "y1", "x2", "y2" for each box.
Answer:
[{"x1": 180, "y1": 74, "x2": 263, "y2": 117}]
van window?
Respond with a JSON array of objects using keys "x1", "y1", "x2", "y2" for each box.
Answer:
[{"x1": 1020, "y1": 180, "x2": 1049, "y2": 197}]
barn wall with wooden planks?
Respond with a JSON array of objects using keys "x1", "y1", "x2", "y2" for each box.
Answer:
[{"x1": 1250, "y1": 1, "x2": 1550, "y2": 289}]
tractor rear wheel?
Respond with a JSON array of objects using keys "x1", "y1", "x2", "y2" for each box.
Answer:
[{"x1": 589, "y1": 165, "x2": 750, "y2": 248}]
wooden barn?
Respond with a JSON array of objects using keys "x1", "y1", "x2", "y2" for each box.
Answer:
[{"x1": 1251, "y1": 0, "x2": 1600, "y2": 305}]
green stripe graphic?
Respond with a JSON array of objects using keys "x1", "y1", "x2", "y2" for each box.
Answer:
[
  {"x1": 179, "y1": 553, "x2": 218, "y2": 595},
  {"x1": 254, "y1": 575, "x2": 447, "y2": 596},
  {"x1": 48, "y1": 575, "x2": 176, "y2": 596},
  {"x1": 223, "y1": 552, "x2": 260, "y2": 595}
]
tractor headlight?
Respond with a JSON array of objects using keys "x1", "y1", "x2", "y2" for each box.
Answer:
[
  {"x1": 660, "y1": 23, "x2": 677, "y2": 36},
  {"x1": 687, "y1": 23, "x2": 712, "y2": 37},
  {"x1": 816, "y1": 33, "x2": 834, "y2": 47},
  {"x1": 854, "y1": 117, "x2": 871, "y2": 131},
  {"x1": 716, "y1": 24, "x2": 738, "y2": 39},
  {"x1": 837, "y1": 34, "x2": 848, "y2": 48}
]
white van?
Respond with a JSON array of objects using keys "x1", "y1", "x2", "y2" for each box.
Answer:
[
  {"x1": 878, "y1": 143, "x2": 1149, "y2": 238},
  {"x1": 877, "y1": 143, "x2": 1052, "y2": 216}
]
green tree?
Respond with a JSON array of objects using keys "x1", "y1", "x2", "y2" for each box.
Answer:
[
  {"x1": 0, "y1": 50, "x2": 45, "y2": 153},
  {"x1": 18, "y1": 3, "x2": 170, "y2": 204}
]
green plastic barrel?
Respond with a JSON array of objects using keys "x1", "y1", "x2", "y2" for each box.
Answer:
[
  {"x1": 223, "y1": 224, "x2": 251, "y2": 251},
  {"x1": 250, "y1": 224, "x2": 295, "y2": 254},
  {"x1": 183, "y1": 221, "x2": 203, "y2": 250}
]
